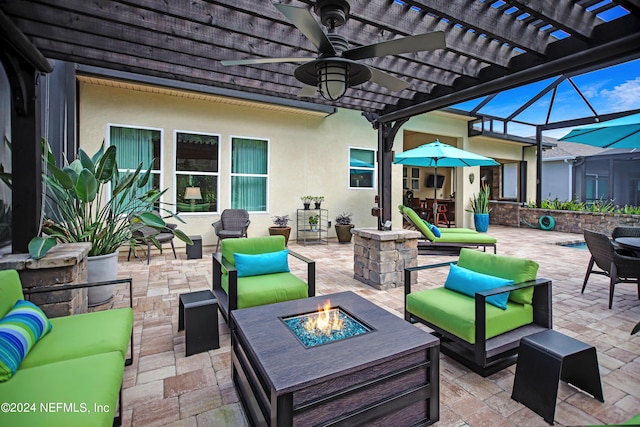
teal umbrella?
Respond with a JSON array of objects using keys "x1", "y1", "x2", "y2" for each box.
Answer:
[
  {"x1": 558, "y1": 113, "x2": 640, "y2": 148},
  {"x1": 393, "y1": 140, "x2": 499, "y2": 214}
]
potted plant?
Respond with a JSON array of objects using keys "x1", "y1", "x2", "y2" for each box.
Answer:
[
  {"x1": 335, "y1": 212, "x2": 354, "y2": 243},
  {"x1": 268, "y1": 214, "x2": 291, "y2": 246},
  {"x1": 466, "y1": 183, "x2": 491, "y2": 232},
  {"x1": 308, "y1": 214, "x2": 319, "y2": 231},
  {"x1": 28, "y1": 142, "x2": 192, "y2": 305},
  {"x1": 313, "y1": 196, "x2": 325, "y2": 209},
  {"x1": 301, "y1": 195, "x2": 313, "y2": 210}
]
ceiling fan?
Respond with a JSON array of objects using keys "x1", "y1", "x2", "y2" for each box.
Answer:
[{"x1": 221, "y1": 0, "x2": 446, "y2": 101}]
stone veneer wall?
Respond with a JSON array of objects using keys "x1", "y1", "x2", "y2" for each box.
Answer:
[
  {"x1": 353, "y1": 228, "x2": 421, "y2": 290},
  {"x1": 0, "y1": 243, "x2": 91, "y2": 317},
  {"x1": 489, "y1": 201, "x2": 640, "y2": 235}
]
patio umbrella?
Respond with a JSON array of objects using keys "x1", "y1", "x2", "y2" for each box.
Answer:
[
  {"x1": 393, "y1": 139, "x2": 499, "y2": 214},
  {"x1": 558, "y1": 113, "x2": 640, "y2": 148}
]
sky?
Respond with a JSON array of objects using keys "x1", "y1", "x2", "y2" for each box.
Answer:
[{"x1": 449, "y1": 1, "x2": 640, "y2": 140}]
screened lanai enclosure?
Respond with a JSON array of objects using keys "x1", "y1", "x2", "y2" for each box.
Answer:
[{"x1": 1, "y1": 0, "x2": 640, "y2": 251}]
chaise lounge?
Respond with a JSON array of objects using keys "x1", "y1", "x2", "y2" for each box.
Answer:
[
  {"x1": 399, "y1": 205, "x2": 497, "y2": 253},
  {"x1": 404, "y1": 248, "x2": 552, "y2": 376}
]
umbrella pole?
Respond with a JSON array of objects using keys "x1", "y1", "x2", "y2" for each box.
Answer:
[{"x1": 433, "y1": 164, "x2": 438, "y2": 225}]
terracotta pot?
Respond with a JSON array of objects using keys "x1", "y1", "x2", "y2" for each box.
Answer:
[
  {"x1": 268, "y1": 226, "x2": 291, "y2": 246},
  {"x1": 335, "y1": 224, "x2": 355, "y2": 243}
]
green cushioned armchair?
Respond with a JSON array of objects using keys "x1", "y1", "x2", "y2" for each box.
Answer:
[
  {"x1": 212, "y1": 236, "x2": 315, "y2": 327},
  {"x1": 404, "y1": 249, "x2": 552, "y2": 376}
]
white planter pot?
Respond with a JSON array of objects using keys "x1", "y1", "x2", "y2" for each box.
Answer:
[{"x1": 87, "y1": 251, "x2": 119, "y2": 306}]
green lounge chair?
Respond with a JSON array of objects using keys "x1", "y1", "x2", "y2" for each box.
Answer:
[{"x1": 399, "y1": 205, "x2": 497, "y2": 253}]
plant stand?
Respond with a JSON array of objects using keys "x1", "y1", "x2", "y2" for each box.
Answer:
[{"x1": 296, "y1": 209, "x2": 328, "y2": 245}]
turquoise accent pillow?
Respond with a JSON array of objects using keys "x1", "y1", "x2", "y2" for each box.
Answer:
[
  {"x1": 422, "y1": 220, "x2": 441, "y2": 237},
  {"x1": 0, "y1": 300, "x2": 53, "y2": 381},
  {"x1": 234, "y1": 249, "x2": 290, "y2": 277},
  {"x1": 444, "y1": 263, "x2": 514, "y2": 310}
]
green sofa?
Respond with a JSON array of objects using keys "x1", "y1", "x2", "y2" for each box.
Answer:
[
  {"x1": 399, "y1": 205, "x2": 497, "y2": 253},
  {"x1": 0, "y1": 270, "x2": 134, "y2": 426},
  {"x1": 212, "y1": 236, "x2": 315, "y2": 326},
  {"x1": 404, "y1": 249, "x2": 552, "y2": 376}
]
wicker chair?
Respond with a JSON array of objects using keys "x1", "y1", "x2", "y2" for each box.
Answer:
[
  {"x1": 127, "y1": 216, "x2": 177, "y2": 265},
  {"x1": 212, "y1": 209, "x2": 250, "y2": 252},
  {"x1": 612, "y1": 226, "x2": 640, "y2": 239},
  {"x1": 582, "y1": 229, "x2": 640, "y2": 309}
]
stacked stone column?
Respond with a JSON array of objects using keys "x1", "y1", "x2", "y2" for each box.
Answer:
[{"x1": 352, "y1": 228, "x2": 420, "y2": 290}]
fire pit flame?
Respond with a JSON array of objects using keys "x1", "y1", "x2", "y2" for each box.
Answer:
[
  {"x1": 282, "y1": 301, "x2": 372, "y2": 348},
  {"x1": 304, "y1": 301, "x2": 344, "y2": 336}
]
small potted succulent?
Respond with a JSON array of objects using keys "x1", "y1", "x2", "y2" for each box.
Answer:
[
  {"x1": 334, "y1": 212, "x2": 354, "y2": 243},
  {"x1": 313, "y1": 196, "x2": 325, "y2": 209},
  {"x1": 466, "y1": 183, "x2": 491, "y2": 232},
  {"x1": 268, "y1": 214, "x2": 291, "y2": 246},
  {"x1": 301, "y1": 196, "x2": 313, "y2": 210}
]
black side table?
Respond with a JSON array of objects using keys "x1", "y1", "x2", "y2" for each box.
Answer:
[
  {"x1": 511, "y1": 330, "x2": 604, "y2": 425},
  {"x1": 178, "y1": 290, "x2": 219, "y2": 356},
  {"x1": 186, "y1": 235, "x2": 202, "y2": 259}
]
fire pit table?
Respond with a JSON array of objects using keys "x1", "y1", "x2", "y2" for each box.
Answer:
[{"x1": 231, "y1": 291, "x2": 440, "y2": 426}]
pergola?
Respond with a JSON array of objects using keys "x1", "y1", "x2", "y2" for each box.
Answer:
[{"x1": 2, "y1": 0, "x2": 640, "y2": 250}]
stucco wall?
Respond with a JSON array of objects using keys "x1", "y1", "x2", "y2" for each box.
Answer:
[{"x1": 79, "y1": 81, "x2": 390, "y2": 246}]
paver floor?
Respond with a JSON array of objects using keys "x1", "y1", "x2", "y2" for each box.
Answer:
[{"x1": 112, "y1": 225, "x2": 640, "y2": 426}]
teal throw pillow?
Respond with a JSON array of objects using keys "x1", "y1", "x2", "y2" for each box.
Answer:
[
  {"x1": 422, "y1": 220, "x2": 441, "y2": 237},
  {"x1": 0, "y1": 300, "x2": 53, "y2": 381},
  {"x1": 444, "y1": 263, "x2": 514, "y2": 310},
  {"x1": 234, "y1": 249, "x2": 290, "y2": 277}
]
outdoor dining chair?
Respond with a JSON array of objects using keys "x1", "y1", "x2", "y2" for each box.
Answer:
[{"x1": 582, "y1": 229, "x2": 640, "y2": 309}]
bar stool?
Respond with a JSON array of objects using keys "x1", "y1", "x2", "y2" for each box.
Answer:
[{"x1": 435, "y1": 204, "x2": 450, "y2": 227}]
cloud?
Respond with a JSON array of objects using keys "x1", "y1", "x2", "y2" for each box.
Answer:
[{"x1": 599, "y1": 77, "x2": 640, "y2": 109}]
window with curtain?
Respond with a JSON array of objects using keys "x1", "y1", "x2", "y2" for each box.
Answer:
[
  {"x1": 109, "y1": 125, "x2": 161, "y2": 206},
  {"x1": 175, "y1": 131, "x2": 219, "y2": 213},
  {"x1": 231, "y1": 137, "x2": 268, "y2": 212},
  {"x1": 349, "y1": 147, "x2": 375, "y2": 189}
]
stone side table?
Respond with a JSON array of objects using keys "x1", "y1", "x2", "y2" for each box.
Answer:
[{"x1": 352, "y1": 228, "x2": 420, "y2": 290}]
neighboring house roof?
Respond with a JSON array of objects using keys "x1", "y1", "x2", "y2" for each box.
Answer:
[{"x1": 542, "y1": 139, "x2": 606, "y2": 161}]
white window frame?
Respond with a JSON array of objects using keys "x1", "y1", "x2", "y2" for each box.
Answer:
[
  {"x1": 106, "y1": 123, "x2": 164, "y2": 209},
  {"x1": 348, "y1": 146, "x2": 377, "y2": 190},
  {"x1": 228, "y1": 135, "x2": 270, "y2": 213},
  {"x1": 173, "y1": 130, "x2": 221, "y2": 215}
]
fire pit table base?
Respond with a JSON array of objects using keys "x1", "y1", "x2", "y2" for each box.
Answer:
[{"x1": 231, "y1": 291, "x2": 439, "y2": 427}]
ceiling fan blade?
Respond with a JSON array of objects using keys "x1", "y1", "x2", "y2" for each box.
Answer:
[
  {"x1": 297, "y1": 85, "x2": 317, "y2": 97},
  {"x1": 274, "y1": 4, "x2": 336, "y2": 56},
  {"x1": 343, "y1": 31, "x2": 446, "y2": 60},
  {"x1": 221, "y1": 57, "x2": 314, "y2": 66},
  {"x1": 367, "y1": 67, "x2": 410, "y2": 92}
]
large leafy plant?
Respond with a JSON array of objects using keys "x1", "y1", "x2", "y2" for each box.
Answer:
[
  {"x1": 29, "y1": 142, "x2": 191, "y2": 259},
  {"x1": 467, "y1": 183, "x2": 491, "y2": 214}
]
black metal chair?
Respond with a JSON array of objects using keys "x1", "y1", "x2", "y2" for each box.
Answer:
[
  {"x1": 212, "y1": 209, "x2": 250, "y2": 252},
  {"x1": 582, "y1": 229, "x2": 640, "y2": 309}
]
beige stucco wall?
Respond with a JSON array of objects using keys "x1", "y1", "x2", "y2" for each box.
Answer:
[
  {"x1": 79, "y1": 79, "x2": 538, "y2": 244},
  {"x1": 79, "y1": 80, "x2": 387, "y2": 247}
]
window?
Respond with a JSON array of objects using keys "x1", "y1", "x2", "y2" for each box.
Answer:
[
  {"x1": 411, "y1": 168, "x2": 420, "y2": 190},
  {"x1": 175, "y1": 131, "x2": 219, "y2": 213},
  {"x1": 349, "y1": 147, "x2": 375, "y2": 189},
  {"x1": 585, "y1": 173, "x2": 609, "y2": 203},
  {"x1": 109, "y1": 125, "x2": 162, "y2": 206},
  {"x1": 231, "y1": 137, "x2": 268, "y2": 212}
]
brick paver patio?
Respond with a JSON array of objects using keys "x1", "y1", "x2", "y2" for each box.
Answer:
[{"x1": 113, "y1": 225, "x2": 640, "y2": 426}]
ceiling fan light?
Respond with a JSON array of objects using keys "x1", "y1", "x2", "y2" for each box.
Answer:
[{"x1": 317, "y1": 62, "x2": 349, "y2": 101}]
